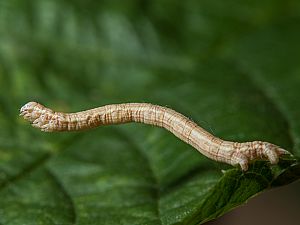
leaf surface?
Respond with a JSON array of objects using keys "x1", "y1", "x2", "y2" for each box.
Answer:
[{"x1": 0, "y1": 1, "x2": 299, "y2": 224}]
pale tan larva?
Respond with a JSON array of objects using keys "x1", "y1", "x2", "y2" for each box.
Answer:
[{"x1": 19, "y1": 101, "x2": 291, "y2": 171}]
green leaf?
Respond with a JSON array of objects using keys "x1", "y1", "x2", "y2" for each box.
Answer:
[{"x1": 0, "y1": 0, "x2": 299, "y2": 224}]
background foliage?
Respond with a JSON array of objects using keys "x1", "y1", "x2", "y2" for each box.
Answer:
[{"x1": 0, "y1": 0, "x2": 300, "y2": 224}]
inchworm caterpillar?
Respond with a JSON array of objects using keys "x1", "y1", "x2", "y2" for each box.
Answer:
[{"x1": 20, "y1": 102, "x2": 291, "y2": 171}]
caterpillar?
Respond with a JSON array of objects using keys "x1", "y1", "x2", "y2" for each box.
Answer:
[{"x1": 20, "y1": 101, "x2": 290, "y2": 171}]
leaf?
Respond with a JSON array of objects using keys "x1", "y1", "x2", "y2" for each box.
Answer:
[{"x1": 0, "y1": 0, "x2": 299, "y2": 224}]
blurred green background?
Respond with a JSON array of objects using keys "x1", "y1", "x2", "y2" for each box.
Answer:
[{"x1": 0, "y1": 0, "x2": 300, "y2": 224}]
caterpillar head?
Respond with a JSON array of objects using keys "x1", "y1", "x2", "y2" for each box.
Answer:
[
  {"x1": 20, "y1": 102, "x2": 45, "y2": 122},
  {"x1": 20, "y1": 102, "x2": 54, "y2": 131}
]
